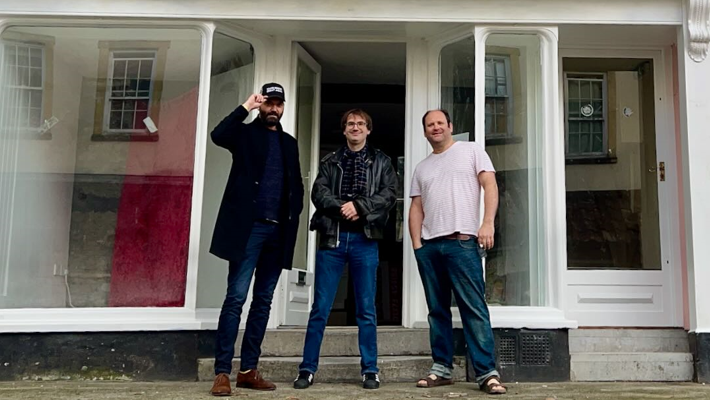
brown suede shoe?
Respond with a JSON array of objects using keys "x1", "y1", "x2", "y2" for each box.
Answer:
[
  {"x1": 209, "y1": 373, "x2": 232, "y2": 396},
  {"x1": 236, "y1": 369, "x2": 277, "y2": 391}
]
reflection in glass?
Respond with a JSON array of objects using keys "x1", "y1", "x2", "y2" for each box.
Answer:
[
  {"x1": 483, "y1": 34, "x2": 544, "y2": 306},
  {"x1": 292, "y1": 59, "x2": 317, "y2": 271},
  {"x1": 440, "y1": 36, "x2": 474, "y2": 142},
  {"x1": 196, "y1": 32, "x2": 255, "y2": 308},
  {"x1": 0, "y1": 26, "x2": 202, "y2": 308},
  {"x1": 439, "y1": 33, "x2": 545, "y2": 306}
]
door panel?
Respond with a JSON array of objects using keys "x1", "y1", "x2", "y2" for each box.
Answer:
[
  {"x1": 283, "y1": 44, "x2": 321, "y2": 326},
  {"x1": 562, "y1": 56, "x2": 678, "y2": 327}
]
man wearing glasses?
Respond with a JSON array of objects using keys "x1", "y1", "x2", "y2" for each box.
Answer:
[{"x1": 293, "y1": 109, "x2": 397, "y2": 390}]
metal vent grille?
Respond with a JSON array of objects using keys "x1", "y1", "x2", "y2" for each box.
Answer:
[
  {"x1": 497, "y1": 336, "x2": 517, "y2": 365},
  {"x1": 520, "y1": 334, "x2": 551, "y2": 366}
]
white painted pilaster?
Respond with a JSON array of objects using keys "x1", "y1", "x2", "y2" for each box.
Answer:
[
  {"x1": 678, "y1": 4, "x2": 710, "y2": 333},
  {"x1": 402, "y1": 38, "x2": 430, "y2": 328}
]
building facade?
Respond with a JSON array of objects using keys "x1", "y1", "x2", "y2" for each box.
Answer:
[{"x1": 0, "y1": 0, "x2": 708, "y2": 383}]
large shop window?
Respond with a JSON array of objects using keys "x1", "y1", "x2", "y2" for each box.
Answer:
[
  {"x1": 440, "y1": 33, "x2": 545, "y2": 306},
  {"x1": 0, "y1": 26, "x2": 202, "y2": 308}
]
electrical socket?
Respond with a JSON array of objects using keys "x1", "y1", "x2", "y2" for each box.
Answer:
[{"x1": 53, "y1": 264, "x2": 68, "y2": 277}]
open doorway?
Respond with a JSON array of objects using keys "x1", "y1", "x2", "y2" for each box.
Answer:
[{"x1": 299, "y1": 41, "x2": 406, "y2": 326}]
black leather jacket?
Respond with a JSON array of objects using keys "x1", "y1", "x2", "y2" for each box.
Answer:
[{"x1": 309, "y1": 145, "x2": 397, "y2": 248}]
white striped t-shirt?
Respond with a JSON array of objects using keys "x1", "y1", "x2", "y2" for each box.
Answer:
[{"x1": 410, "y1": 141, "x2": 495, "y2": 240}]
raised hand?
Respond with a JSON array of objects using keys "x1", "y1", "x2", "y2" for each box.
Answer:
[{"x1": 242, "y1": 93, "x2": 268, "y2": 111}]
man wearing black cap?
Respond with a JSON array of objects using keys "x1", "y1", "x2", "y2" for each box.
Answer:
[{"x1": 209, "y1": 83, "x2": 304, "y2": 396}]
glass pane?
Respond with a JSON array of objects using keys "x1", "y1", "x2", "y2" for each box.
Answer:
[
  {"x1": 580, "y1": 80, "x2": 591, "y2": 100},
  {"x1": 111, "y1": 79, "x2": 125, "y2": 97},
  {"x1": 580, "y1": 121, "x2": 590, "y2": 133},
  {"x1": 139, "y1": 60, "x2": 153, "y2": 79},
  {"x1": 18, "y1": 66, "x2": 29, "y2": 86},
  {"x1": 569, "y1": 80, "x2": 580, "y2": 99},
  {"x1": 125, "y1": 79, "x2": 137, "y2": 96},
  {"x1": 484, "y1": 33, "x2": 545, "y2": 306},
  {"x1": 30, "y1": 68, "x2": 42, "y2": 88},
  {"x1": 592, "y1": 133, "x2": 604, "y2": 153},
  {"x1": 30, "y1": 90, "x2": 42, "y2": 108},
  {"x1": 592, "y1": 80, "x2": 603, "y2": 99},
  {"x1": 113, "y1": 60, "x2": 126, "y2": 78},
  {"x1": 0, "y1": 26, "x2": 202, "y2": 308},
  {"x1": 580, "y1": 133, "x2": 590, "y2": 153},
  {"x1": 121, "y1": 110, "x2": 134, "y2": 129},
  {"x1": 197, "y1": 32, "x2": 255, "y2": 308},
  {"x1": 17, "y1": 46, "x2": 29, "y2": 67},
  {"x1": 565, "y1": 62, "x2": 661, "y2": 270},
  {"x1": 592, "y1": 120, "x2": 604, "y2": 134},
  {"x1": 568, "y1": 133, "x2": 580, "y2": 154},
  {"x1": 30, "y1": 48, "x2": 42, "y2": 68},
  {"x1": 592, "y1": 100, "x2": 604, "y2": 118},
  {"x1": 441, "y1": 36, "x2": 474, "y2": 142},
  {"x1": 126, "y1": 60, "x2": 140, "y2": 79},
  {"x1": 109, "y1": 110, "x2": 122, "y2": 128},
  {"x1": 292, "y1": 59, "x2": 316, "y2": 272}
]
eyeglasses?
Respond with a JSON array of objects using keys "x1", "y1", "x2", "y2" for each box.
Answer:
[{"x1": 346, "y1": 121, "x2": 367, "y2": 128}]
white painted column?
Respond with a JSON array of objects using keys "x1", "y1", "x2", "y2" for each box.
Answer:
[
  {"x1": 677, "y1": 5, "x2": 710, "y2": 334},
  {"x1": 402, "y1": 38, "x2": 431, "y2": 328},
  {"x1": 269, "y1": 35, "x2": 295, "y2": 329}
]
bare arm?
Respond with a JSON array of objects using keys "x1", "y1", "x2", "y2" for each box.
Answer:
[
  {"x1": 408, "y1": 196, "x2": 424, "y2": 250},
  {"x1": 477, "y1": 171, "x2": 498, "y2": 250}
]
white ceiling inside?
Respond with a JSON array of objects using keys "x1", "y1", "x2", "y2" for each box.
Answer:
[{"x1": 299, "y1": 41, "x2": 406, "y2": 85}]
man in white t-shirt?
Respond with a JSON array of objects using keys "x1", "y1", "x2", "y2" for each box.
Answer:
[{"x1": 409, "y1": 109, "x2": 506, "y2": 395}]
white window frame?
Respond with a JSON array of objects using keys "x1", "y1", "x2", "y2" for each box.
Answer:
[
  {"x1": 0, "y1": 19, "x2": 230, "y2": 333},
  {"x1": 564, "y1": 72, "x2": 608, "y2": 159},
  {"x1": 103, "y1": 49, "x2": 157, "y2": 134},
  {"x1": 1, "y1": 40, "x2": 45, "y2": 133},
  {"x1": 418, "y1": 25, "x2": 576, "y2": 330}
]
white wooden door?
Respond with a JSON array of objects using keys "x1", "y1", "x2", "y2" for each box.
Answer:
[
  {"x1": 562, "y1": 50, "x2": 682, "y2": 327},
  {"x1": 283, "y1": 44, "x2": 321, "y2": 326}
]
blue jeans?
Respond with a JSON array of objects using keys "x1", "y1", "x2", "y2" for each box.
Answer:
[
  {"x1": 414, "y1": 237, "x2": 499, "y2": 385},
  {"x1": 299, "y1": 231, "x2": 380, "y2": 375},
  {"x1": 214, "y1": 221, "x2": 283, "y2": 374}
]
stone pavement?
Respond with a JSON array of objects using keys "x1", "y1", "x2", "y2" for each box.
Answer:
[{"x1": 0, "y1": 381, "x2": 709, "y2": 400}]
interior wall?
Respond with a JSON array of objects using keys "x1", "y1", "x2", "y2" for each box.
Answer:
[
  {"x1": 565, "y1": 71, "x2": 643, "y2": 192},
  {"x1": 563, "y1": 57, "x2": 661, "y2": 270}
]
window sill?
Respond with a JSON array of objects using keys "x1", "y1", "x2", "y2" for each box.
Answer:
[
  {"x1": 485, "y1": 136, "x2": 523, "y2": 146},
  {"x1": 91, "y1": 133, "x2": 159, "y2": 142},
  {"x1": 23, "y1": 130, "x2": 52, "y2": 140},
  {"x1": 565, "y1": 156, "x2": 617, "y2": 165}
]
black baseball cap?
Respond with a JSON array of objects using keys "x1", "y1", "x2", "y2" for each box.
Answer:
[{"x1": 261, "y1": 82, "x2": 286, "y2": 102}]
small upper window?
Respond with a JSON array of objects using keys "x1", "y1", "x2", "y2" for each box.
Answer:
[
  {"x1": 565, "y1": 73, "x2": 607, "y2": 159},
  {"x1": 484, "y1": 56, "x2": 513, "y2": 138},
  {"x1": 93, "y1": 41, "x2": 169, "y2": 141},
  {"x1": 2, "y1": 42, "x2": 45, "y2": 132},
  {"x1": 106, "y1": 50, "x2": 156, "y2": 132}
]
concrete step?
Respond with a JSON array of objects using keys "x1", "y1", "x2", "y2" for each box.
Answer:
[
  {"x1": 569, "y1": 329, "x2": 689, "y2": 353},
  {"x1": 198, "y1": 356, "x2": 466, "y2": 383},
  {"x1": 236, "y1": 327, "x2": 431, "y2": 357},
  {"x1": 570, "y1": 352, "x2": 694, "y2": 382}
]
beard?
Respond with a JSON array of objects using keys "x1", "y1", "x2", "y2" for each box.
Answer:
[{"x1": 260, "y1": 110, "x2": 281, "y2": 127}]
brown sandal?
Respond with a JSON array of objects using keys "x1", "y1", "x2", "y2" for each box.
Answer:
[
  {"x1": 480, "y1": 376, "x2": 507, "y2": 395},
  {"x1": 416, "y1": 374, "x2": 454, "y2": 388}
]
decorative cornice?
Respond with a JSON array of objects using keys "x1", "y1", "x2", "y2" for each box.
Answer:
[{"x1": 688, "y1": 0, "x2": 710, "y2": 62}]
